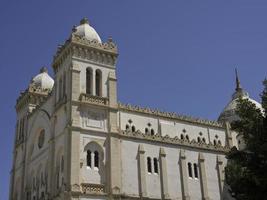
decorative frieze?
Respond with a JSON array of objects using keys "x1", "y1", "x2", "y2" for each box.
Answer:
[{"x1": 118, "y1": 103, "x2": 224, "y2": 128}]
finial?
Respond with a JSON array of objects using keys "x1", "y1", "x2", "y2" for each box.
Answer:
[
  {"x1": 108, "y1": 36, "x2": 113, "y2": 42},
  {"x1": 40, "y1": 67, "x2": 48, "y2": 73},
  {"x1": 72, "y1": 25, "x2": 77, "y2": 32},
  {"x1": 235, "y1": 68, "x2": 242, "y2": 91},
  {"x1": 80, "y1": 17, "x2": 89, "y2": 25}
]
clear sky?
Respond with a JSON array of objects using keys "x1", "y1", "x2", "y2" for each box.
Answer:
[{"x1": 0, "y1": 1, "x2": 266, "y2": 199}]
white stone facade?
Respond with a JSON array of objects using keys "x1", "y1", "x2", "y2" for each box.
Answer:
[{"x1": 10, "y1": 18, "x2": 237, "y2": 200}]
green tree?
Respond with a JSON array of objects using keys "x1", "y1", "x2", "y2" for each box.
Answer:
[{"x1": 225, "y1": 79, "x2": 267, "y2": 200}]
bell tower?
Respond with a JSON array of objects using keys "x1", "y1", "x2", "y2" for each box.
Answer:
[{"x1": 52, "y1": 18, "x2": 120, "y2": 196}]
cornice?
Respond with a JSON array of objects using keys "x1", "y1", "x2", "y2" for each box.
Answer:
[
  {"x1": 52, "y1": 34, "x2": 118, "y2": 73},
  {"x1": 120, "y1": 129, "x2": 230, "y2": 153},
  {"x1": 118, "y1": 102, "x2": 224, "y2": 129}
]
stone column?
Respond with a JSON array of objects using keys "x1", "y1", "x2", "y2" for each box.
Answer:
[
  {"x1": 217, "y1": 155, "x2": 224, "y2": 198},
  {"x1": 179, "y1": 150, "x2": 190, "y2": 200},
  {"x1": 159, "y1": 147, "x2": 170, "y2": 199},
  {"x1": 224, "y1": 121, "x2": 233, "y2": 148},
  {"x1": 198, "y1": 153, "x2": 210, "y2": 200},
  {"x1": 138, "y1": 144, "x2": 147, "y2": 198},
  {"x1": 92, "y1": 69, "x2": 96, "y2": 96}
]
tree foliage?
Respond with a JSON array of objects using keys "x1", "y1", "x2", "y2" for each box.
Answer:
[{"x1": 225, "y1": 79, "x2": 267, "y2": 200}]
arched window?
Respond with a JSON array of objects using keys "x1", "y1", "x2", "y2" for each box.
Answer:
[
  {"x1": 214, "y1": 140, "x2": 217, "y2": 145},
  {"x1": 131, "y1": 126, "x2": 136, "y2": 132},
  {"x1": 180, "y1": 134, "x2": 184, "y2": 140},
  {"x1": 86, "y1": 68, "x2": 92, "y2": 95},
  {"x1": 147, "y1": 157, "x2": 152, "y2": 173},
  {"x1": 94, "y1": 151, "x2": 99, "y2": 168},
  {"x1": 87, "y1": 150, "x2": 91, "y2": 167},
  {"x1": 197, "y1": 137, "x2": 201, "y2": 143},
  {"x1": 95, "y1": 69, "x2": 102, "y2": 96},
  {"x1": 193, "y1": 163, "x2": 198, "y2": 178},
  {"x1": 186, "y1": 135, "x2": 189, "y2": 141},
  {"x1": 59, "y1": 77, "x2": 63, "y2": 100},
  {"x1": 151, "y1": 129, "x2": 155, "y2": 136},
  {"x1": 218, "y1": 140, "x2": 221, "y2": 145},
  {"x1": 153, "y1": 158, "x2": 158, "y2": 174},
  {"x1": 125, "y1": 124, "x2": 130, "y2": 130},
  {"x1": 61, "y1": 156, "x2": 64, "y2": 172},
  {"x1": 63, "y1": 71, "x2": 66, "y2": 97},
  {"x1": 145, "y1": 128, "x2": 149, "y2": 134},
  {"x1": 188, "y1": 162, "x2": 193, "y2": 178},
  {"x1": 202, "y1": 138, "x2": 206, "y2": 143}
]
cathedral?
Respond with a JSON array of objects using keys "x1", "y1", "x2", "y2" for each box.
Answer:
[{"x1": 9, "y1": 18, "x2": 262, "y2": 200}]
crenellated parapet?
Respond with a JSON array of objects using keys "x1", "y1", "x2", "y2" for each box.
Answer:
[
  {"x1": 121, "y1": 129, "x2": 230, "y2": 153},
  {"x1": 52, "y1": 34, "x2": 118, "y2": 73},
  {"x1": 119, "y1": 102, "x2": 224, "y2": 128}
]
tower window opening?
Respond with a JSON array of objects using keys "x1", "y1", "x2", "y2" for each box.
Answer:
[
  {"x1": 131, "y1": 126, "x2": 136, "y2": 132},
  {"x1": 153, "y1": 158, "x2": 158, "y2": 174},
  {"x1": 145, "y1": 128, "x2": 149, "y2": 134},
  {"x1": 94, "y1": 151, "x2": 99, "y2": 168},
  {"x1": 180, "y1": 134, "x2": 184, "y2": 140},
  {"x1": 193, "y1": 163, "x2": 198, "y2": 178},
  {"x1": 202, "y1": 138, "x2": 206, "y2": 143},
  {"x1": 87, "y1": 150, "x2": 91, "y2": 167},
  {"x1": 147, "y1": 157, "x2": 152, "y2": 173},
  {"x1": 151, "y1": 129, "x2": 155, "y2": 136},
  {"x1": 214, "y1": 140, "x2": 217, "y2": 146},
  {"x1": 188, "y1": 162, "x2": 193, "y2": 178},
  {"x1": 95, "y1": 69, "x2": 102, "y2": 96},
  {"x1": 197, "y1": 137, "x2": 201, "y2": 143},
  {"x1": 86, "y1": 68, "x2": 92, "y2": 95}
]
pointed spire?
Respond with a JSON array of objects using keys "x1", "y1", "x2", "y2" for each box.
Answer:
[{"x1": 235, "y1": 68, "x2": 242, "y2": 91}]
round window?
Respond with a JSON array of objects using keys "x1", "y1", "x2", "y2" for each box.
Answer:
[{"x1": 38, "y1": 129, "x2": 45, "y2": 149}]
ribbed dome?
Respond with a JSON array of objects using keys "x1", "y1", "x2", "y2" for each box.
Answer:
[
  {"x1": 73, "y1": 18, "x2": 102, "y2": 43},
  {"x1": 31, "y1": 67, "x2": 54, "y2": 90},
  {"x1": 218, "y1": 70, "x2": 262, "y2": 123}
]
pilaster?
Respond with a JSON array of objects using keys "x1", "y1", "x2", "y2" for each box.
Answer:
[
  {"x1": 159, "y1": 147, "x2": 170, "y2": 199},
  {"x1": 217, "y1": 155, "x2": 224, "y2": 198},
  {"x1": 68, "y1": 130, "x2": 80, "y2": 192},
  {"x1": 198, "y1": 153, "x2": 210, "y2": 200},
  {"x1": 138, "y1": 144, "x2": 147, "y2": 198},
  {"x1": 70, "y1": 64, "x2": 80, "y2": 101},
  {"x1": 179, "y1": 150, "x2": 190, "y2": 200}
]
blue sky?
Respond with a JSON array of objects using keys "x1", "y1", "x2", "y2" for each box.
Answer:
[{"x1": 0, "y1": 1, "x2": 266, "y2": 199}]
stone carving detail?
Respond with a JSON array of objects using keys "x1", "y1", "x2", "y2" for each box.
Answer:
[
  {"x1": 81, "y1": 183, "x2": 105, "y2": 194},
  {"x1": 82, "y1": 110, "x2": 105, "y2": 129},
  {"x1": 121, "y1": 129, "x2": 230, "y2": 153},
  {"x1": 119, "y1": 103, "x2": 223, "y2": 128}
]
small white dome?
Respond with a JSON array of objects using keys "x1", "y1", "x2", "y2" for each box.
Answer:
[
  {"x1": 74, "y1": 18, "x2": 102, "y2": 43},
  {"x1": 31, "y1": 67, "x2": 54, "y2": 90},
  {"x1": 218, "y1": 71, "x2": 262, "y2": 122}
]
